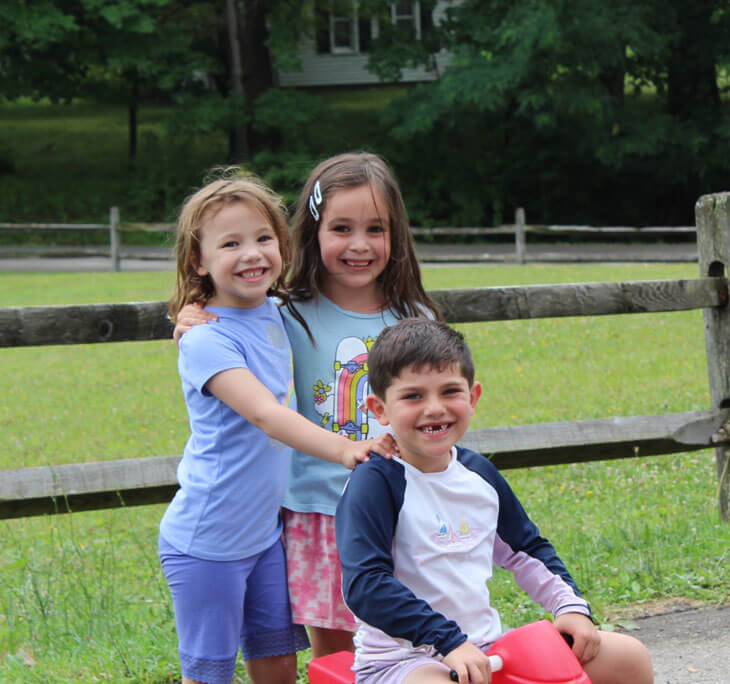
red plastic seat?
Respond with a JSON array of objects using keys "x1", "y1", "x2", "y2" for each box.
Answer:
[
  {"x1": 307, "y1": 650, "x2": 355, "y2": 684},
  {"x1": 487, "y1": 620, "x2": 591, "y2": 684},
  {"x1": 307, "y1": 620, "x2": 591, "y2": 683}
]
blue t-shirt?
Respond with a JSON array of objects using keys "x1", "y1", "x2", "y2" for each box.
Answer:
[
  {"x1": 280, "y1": 295, "x2": 399, "y2": 515},
  {"x1": 160, "y1": 299, "x2": 296, "y2": 561}
]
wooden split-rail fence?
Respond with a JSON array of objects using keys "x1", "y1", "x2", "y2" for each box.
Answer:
[
  {"x1": 1, "y1": 194, "x2": 729, "y2": 521},
  {"x1": 1, "y1": 209, "x2": 696, "y2": 270}
]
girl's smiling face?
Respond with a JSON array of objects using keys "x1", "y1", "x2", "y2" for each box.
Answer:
[
  {"x1": 317, "y1": 183, "x2": 391, "y2": 311},
  {"x1": 196, "y1": 200, "x2": 282, "y2": 309}
]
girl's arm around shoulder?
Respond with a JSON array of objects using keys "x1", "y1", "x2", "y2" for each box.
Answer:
[
  {"x1": 206, "y1": 368, "x2": 396, "y2": 468},
  {"x1": 335, "y1": 457, "x2": 466, "y2": 656},
  {"x1": 173, "y1": 302, "x2": 217, "y2": 345}
]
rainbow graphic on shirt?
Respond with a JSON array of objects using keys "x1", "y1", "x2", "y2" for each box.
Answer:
[
  {"x1": 332, "y1": 337, "x2": 370, "y2": 440},
  {"x1": 311, "y1": 335, "x2": 383, "y2": 441}
]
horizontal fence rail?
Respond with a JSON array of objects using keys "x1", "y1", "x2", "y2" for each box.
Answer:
[
  {"x1": 2, "y1": 409, "x2": 728, "y2": 520},
  {"x1": 1, "y1": 278, "x2": 725, "y2": 348},
  {"x1": 410, "y1": 225, "x2": 696, "y2": 236},
  {"x1": 0, "y1": 301, "x2": 173, "y2": 347},
  {"x1": 0, "y1": 223, "x2": 108, "y2": 230},
  {"x1": 1, "y1": 269, "x2": 729, "y2": 519},
  {"x1": 1, "y1": 208, "x2": 697, "y2": 271}
]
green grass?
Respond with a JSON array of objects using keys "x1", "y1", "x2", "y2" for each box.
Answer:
[
  {"x1": 0, "y1": 101, "x2": 227, "y2": 224},
  {"x1": 1, "y1": 263, "x2": 728, "y2": 682},
  {"x1": 0, "y1": 91, "x2": 405, "y2": 228}
]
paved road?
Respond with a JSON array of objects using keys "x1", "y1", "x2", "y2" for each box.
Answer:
[{"x1": 619, "y1": 604, "x2": 730, "y2": 684}]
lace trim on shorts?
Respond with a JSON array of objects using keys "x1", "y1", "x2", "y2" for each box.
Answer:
[
  {"x1": 241, "y1": 624, "x2": 311, "y2": 660},
  {"x1": 180, "y1": 652, "x2": 237, "y2": 684}
]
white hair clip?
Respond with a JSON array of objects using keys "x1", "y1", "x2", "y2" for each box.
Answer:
[{"x1": 308, "y1": 180, "x2": 323, "y2": 221}]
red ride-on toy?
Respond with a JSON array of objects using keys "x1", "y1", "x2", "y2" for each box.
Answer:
[{"x1": 308, "y1": 620, "x2": 591, "y2": 683}]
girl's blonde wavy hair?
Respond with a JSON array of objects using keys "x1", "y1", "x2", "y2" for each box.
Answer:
[{"x1": 169, "y1": 170, "x2": 291, "y2": 320}]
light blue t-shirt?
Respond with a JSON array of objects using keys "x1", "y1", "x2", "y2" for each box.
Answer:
[
  {"x1": 160, "y1": 299, "x2": 296, "y2": 561},
  {"x1": 280, "y1": 295, "x2": 399, "y2": 515}
]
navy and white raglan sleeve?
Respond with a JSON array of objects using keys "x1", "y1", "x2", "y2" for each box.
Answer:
[
  {"x1": 335, "y1": 456, "x2": 468, "y2": 656},
  {"x1": 457, "y1": 448, "x2": 591, "y2": 619}
]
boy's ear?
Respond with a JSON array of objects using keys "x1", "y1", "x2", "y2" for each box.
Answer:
[
  {"x1": 366, "y1": 394, "x2": 390, "y2": 426},
  {"x1": 470, "y1": 381, "x2": 482, "y2": 410}
]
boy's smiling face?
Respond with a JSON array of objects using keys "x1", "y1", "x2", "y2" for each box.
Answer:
[{"x1": 366, "y1": 363, "x2": 481, "y2": 473}]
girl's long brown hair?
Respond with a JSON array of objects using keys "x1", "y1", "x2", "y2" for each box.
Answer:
[
  {"x1": 169, "y1": 170, "x2": 291, "y2": 321},
  {"x1": 286, "y1": 152, "x2": 440, "y2": 329}
]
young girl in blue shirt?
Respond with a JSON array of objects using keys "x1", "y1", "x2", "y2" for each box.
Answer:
[
  {"x1": 175, "y1": 153, "x2": 440, "y2": 660},
  {"x1": 160, "y1": 172, "x2": 395, "y2": 684}
]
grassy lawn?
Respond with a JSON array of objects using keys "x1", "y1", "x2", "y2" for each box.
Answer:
[
  {"x1": 1, "y1": 263, "x2": 728, "y2": 682},
  {"x1": 0, "y1": 101, "x2": 225, "y2": 225}
]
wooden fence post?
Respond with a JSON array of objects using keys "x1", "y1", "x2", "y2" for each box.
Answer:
[
  {"x1": 515, "y1": 207, "x2": 526, "y2": 264},
  {"x1": 110, "y1": 206, "x2": 120, "y2": 272},
  {"x1": 695, "y1": 192, "x2": 730, "y2": 519}
]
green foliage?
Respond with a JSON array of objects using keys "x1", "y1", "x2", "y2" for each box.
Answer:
[
  {"x1": 167, "y1": 92, "x2": 250, "y2": 138},
  {"x1": 266, "y1": 1, "x2": 311, "y2": 72},
  {"x1": 370, "y1": 0, "x2": 730, "y2": 226},
  {"x1": 253, "y1": 88, "x2": 325, "y2": 145},
  {"x1": 0, "y1": 0, "x2": 208, "y2": 102}
]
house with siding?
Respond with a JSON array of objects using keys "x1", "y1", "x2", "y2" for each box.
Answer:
[{"x1": 277, "y1": 1, "x2": 453, "y2": 88}]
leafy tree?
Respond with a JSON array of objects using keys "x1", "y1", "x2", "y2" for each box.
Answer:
[
  {"x1": 0, "y1": 0, "x2": 210, "y2": 158},
  {"x1": 367, "y1": 0, "x2": 730, "y2": 225},
  {"x1": 0, "y1": 0, "x2": 316, "y2": 163}
]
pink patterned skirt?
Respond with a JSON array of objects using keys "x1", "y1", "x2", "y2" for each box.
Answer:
[{"x1": 283, "y1": 509, "x2": 358, "y2": 632}]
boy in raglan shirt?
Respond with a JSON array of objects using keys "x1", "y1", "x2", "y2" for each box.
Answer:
[{"x1": 336, "y1": 318, "x2": 653, "y2": 684}]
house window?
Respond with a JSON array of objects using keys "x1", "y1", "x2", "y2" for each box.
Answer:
[
  {"x1": 330, "y1": 0, "x2": 358, "y2": 53},
  {"x1": 391, "y1": 1, "x2": 421, "y2": 40},
  {"x1": 316, "y1": 1, "x2": 420, "y2": 55}
]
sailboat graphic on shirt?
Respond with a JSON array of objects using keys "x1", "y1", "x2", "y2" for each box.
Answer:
[{"x1": 431, "y1": 513, "x2": 481, "y2": 548}]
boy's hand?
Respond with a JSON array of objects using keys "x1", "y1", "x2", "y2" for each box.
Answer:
[
  {"x1": 173, "y1": 303, "x2": 217, "y2": 344},
  {"x1": 443, "y1": 640, "x2": 493, "y2": 684},
  {"x1": 554, "y1": 612, "x2": 600, "y2": 665},
  {"x1": 339, "y1": 433, "x2": 398, "y2": 469}
]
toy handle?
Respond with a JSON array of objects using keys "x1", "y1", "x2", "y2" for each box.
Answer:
[{"x1": 449, "y1": 655, "x2": 503, "y2": 681}]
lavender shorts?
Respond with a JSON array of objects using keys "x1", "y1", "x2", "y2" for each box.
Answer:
[
  {"x1": 159, "y1": 535, "x2": 309, "y2": 684},
  {"x1": 355, "y1": 655, "x2": 451, "y2": 684}
]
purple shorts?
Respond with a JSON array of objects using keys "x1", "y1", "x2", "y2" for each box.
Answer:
[{"x1": 159, "y1": 535, "x2": 309, "y2": 684}]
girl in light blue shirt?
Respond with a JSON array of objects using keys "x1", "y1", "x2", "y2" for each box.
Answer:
[{"x1": 160, "y1": 171, "x2": 394, "y2": 684}]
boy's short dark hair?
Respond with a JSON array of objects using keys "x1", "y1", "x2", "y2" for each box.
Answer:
[{"x1": 368, "y1": 318, "x2": 475, "y2": 398}]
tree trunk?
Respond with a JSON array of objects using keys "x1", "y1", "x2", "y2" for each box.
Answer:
[
  {"x1": 666, "y1": 1, "x2": 719, "y2": 119},
  {"x1": 240, "y1": 0, "x2": 276, "y2": 154},
  {"x1": 600, "y1": 55, "x2": 625, "y2": 109},
  {"x1": 128, "y1": 70, "x2": 139, "y2": 159},
  {"x1": 225, "y1": 0, "x2": 249, "y2": 161}
]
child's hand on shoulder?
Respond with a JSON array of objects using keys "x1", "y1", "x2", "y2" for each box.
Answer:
[
  {"x1": 553, "y1": 612, "x2": 600, "y2": 665},
  {"x1": 173, "y1": 303, "x2": 217, "y2": 344},
  {"x1": 443, "y1": 640, "x2": 493, "y2": 684},
  {"x1": 339, "y1": 433, "x2": 398, "y2": 469}
]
